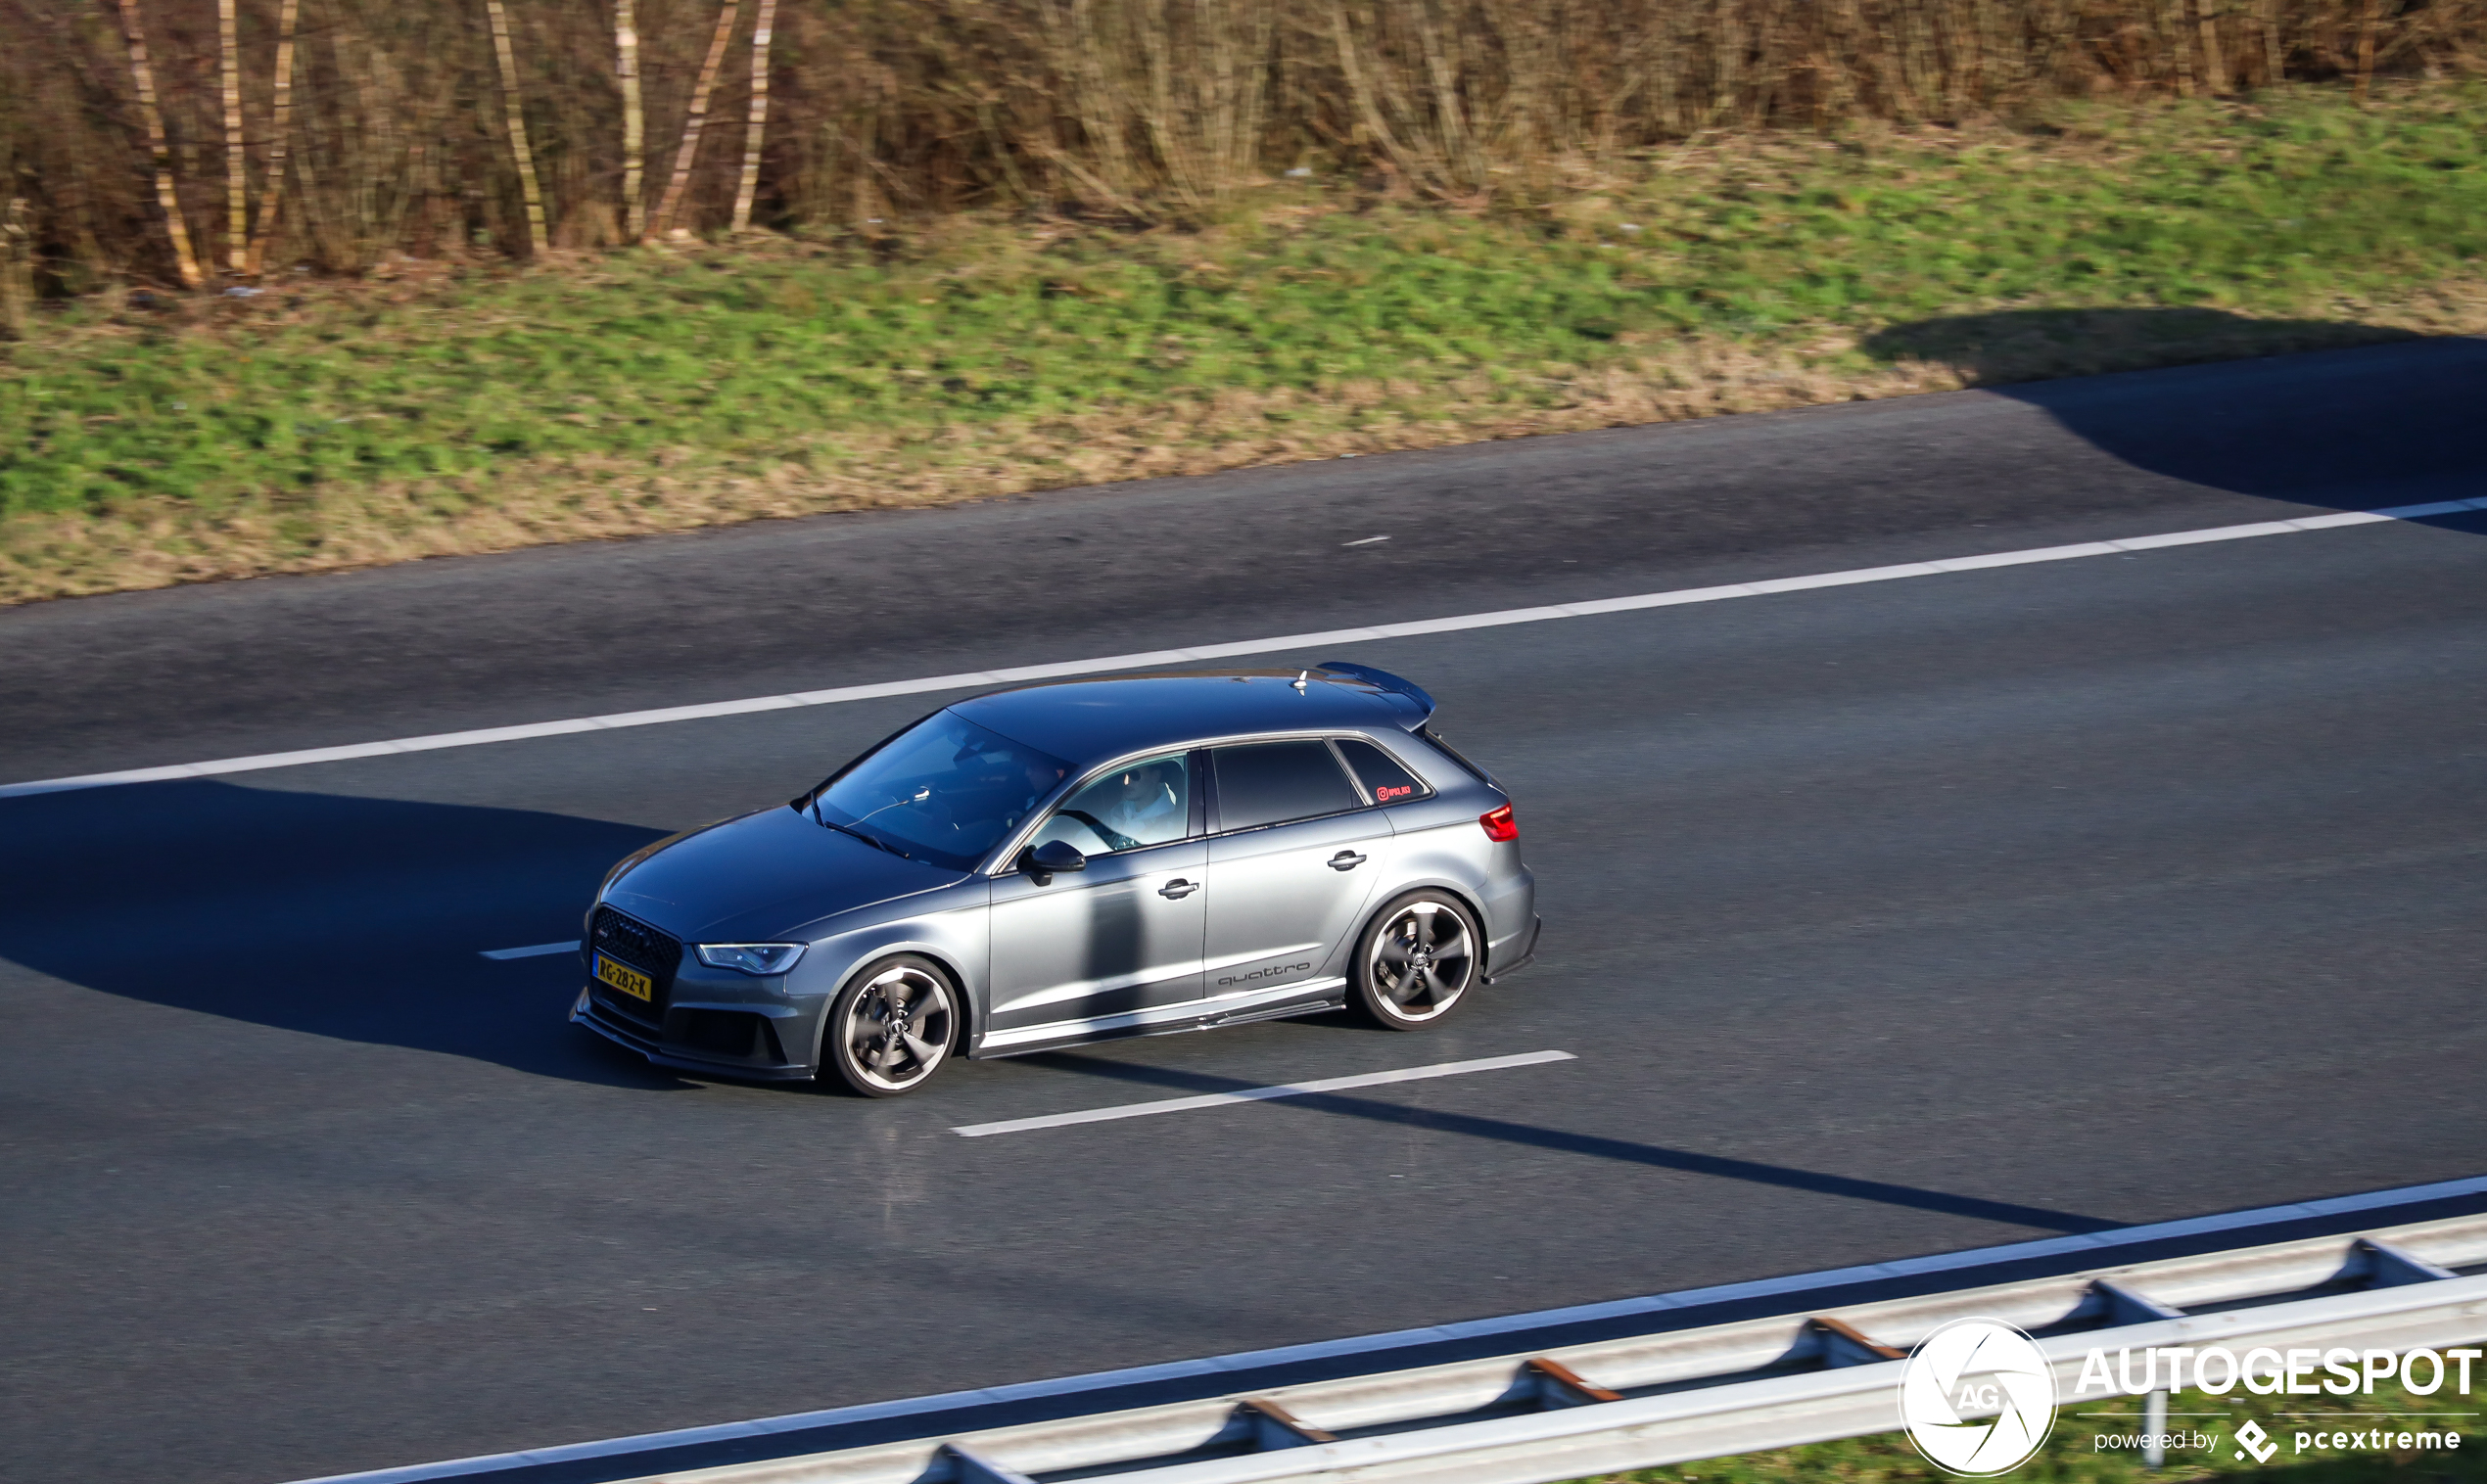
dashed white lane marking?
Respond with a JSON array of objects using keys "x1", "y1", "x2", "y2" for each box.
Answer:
[
  {"x1": 6, "y1": 497, "x2": 2479, "y2": 801},
  {"x1": 1342, "y1": 534, "x2": 1391, "y2": 546},
  {"x1": 949, "y1": 1048, "x2": 1576, "y2": 1138},
  {"x1": 479, "y1": 940, "x2": 580, "y2": 960}
]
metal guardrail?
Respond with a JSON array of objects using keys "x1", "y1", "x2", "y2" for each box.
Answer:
[{"x1": 628, "y1": 1216, "x2": 2487, "y2": 1484}]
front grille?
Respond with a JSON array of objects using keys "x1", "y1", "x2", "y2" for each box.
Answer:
[{"x1": 590, "y1": 905, "x2": 681, "y2": 978}]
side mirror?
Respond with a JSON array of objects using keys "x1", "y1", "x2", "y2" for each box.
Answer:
[{"x1": 1023, "y1": 839, "x2": 1087, "y2": 883}]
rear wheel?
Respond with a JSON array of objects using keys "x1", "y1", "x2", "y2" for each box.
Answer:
[
  {"x1": 1351, "y1": 892, "x2": 1480, "y2": 1030},
  {"x1": 823, "y1": 955, "x2": 959, "y2": 1096}
]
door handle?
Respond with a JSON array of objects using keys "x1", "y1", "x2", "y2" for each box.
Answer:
[
  {"x1": 1158, "y1": 878, "x2": 1198, "y2": 899},
  {"x1": 1328, "y1": 851, "x2": 1367, "y2": 871}
]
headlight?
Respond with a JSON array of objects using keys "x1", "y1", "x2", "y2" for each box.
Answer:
[{"x1": 693, "y1": 943, "x2": 807, "y2": 976}]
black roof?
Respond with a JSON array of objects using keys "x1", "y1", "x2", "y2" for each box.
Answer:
[{"x1": 949, "y1": 667, "x2": 1430, "y2": 765}]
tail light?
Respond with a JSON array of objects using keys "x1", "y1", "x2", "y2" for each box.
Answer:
[{"x1": 1478, "y1": 803, "x2": 1518, "y2": 843}]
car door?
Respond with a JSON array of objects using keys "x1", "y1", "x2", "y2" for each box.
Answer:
[
  {"x1": 984, "y1": 751, "x2": 1206, "y2": 1040},
  {"x1": 1201, "y1": 739, "x2": 1394, "y2": 1002}
]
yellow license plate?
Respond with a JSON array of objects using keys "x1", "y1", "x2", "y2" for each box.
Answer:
[{"x1": 594, "y1": 953, "x2": 654, "y2": 1002}]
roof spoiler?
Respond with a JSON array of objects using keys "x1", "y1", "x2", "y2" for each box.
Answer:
[{"x1": 1316, "y1": 661, "x2": 1436, "y2": 729}]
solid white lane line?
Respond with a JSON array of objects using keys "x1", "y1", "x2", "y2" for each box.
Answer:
[
  {"x1": 949, "y1": 1048, "x2": 1577, "y2": 1138},
  {"x1": 6, "y1": 497, "x2": 2479, "y2": 801},
  {"x1": 479, "y1": 940, "x2": 580, "y2": 960}
]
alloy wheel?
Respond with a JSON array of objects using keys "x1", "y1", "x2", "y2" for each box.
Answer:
[
  {"x1": 1365, "y1": 900, "x2": 1475, "y2": 1024},
  {"x1": 840, "y1": 964, "x2": 955, "y2": 1093}
]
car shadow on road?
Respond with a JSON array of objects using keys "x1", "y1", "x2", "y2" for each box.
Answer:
[
  {"x1": 0, "y1": 778, "x2": 683, "y2": 1088},
  {"x1": 1016, "y1": 1048, "x2": 2115, "y2": 1235},
  {"x1": 1861, "y1": 312, "x2": 2487, "y2": 519}
]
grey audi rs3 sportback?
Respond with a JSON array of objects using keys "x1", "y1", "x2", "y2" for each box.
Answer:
[{"x1": 571, "y1": 664, "x2": 1539, "y2": 1096}]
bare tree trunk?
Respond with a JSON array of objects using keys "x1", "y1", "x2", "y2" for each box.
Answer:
[
  {"x1": 616, "y1": 0, "x2": 645, "y2": 240},
  {"x1": 245, "y1": 0, "x2": 300, "y2": 276},
  {"x1": 651, "y1": 0, "x2": 739, "y2": 240},
  {"x1": 2259, "y1": 0, "x2": 2285, "y2": 83},
  {"x1": 114, "y1": 0, "x2": 204, "y2": 288},
  {"x1": 1327, "y1": 2, "x2": 1425, "y2": 190},
  {"x1": 2354, "y1": 0, "x2": 2378, "y2": 97},
  {"x1": 2196, "y1": 0, "x2": 2227, "y2": 89},
  {"x1": 218, "y1": 0, "x2": 247, "y2": 273},
  {"x1": 2162, "y1": 0, "x2": 2196, "y2": 93},
  {"x1": 1, "y1": 196, "x2": 30, "y2": 339},
  {"x1": 484, "y1": 0, "x2": 549, "y2": 256},
  {"x1": 730, "y1": 0, "x2": 778, "y2": 233}
]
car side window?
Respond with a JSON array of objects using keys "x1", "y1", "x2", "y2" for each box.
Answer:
[
  {"x1": 1029, "y1": 753, "x2": 1193, "y2": 856},
  {"x1": 1335, "y1": 738, "x2": 1433, "y2": 807},
  {"x1": 1212, "y1": 740, "x2": 1362, "y2": 832}
]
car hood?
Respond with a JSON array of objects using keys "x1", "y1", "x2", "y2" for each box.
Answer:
[{"x1": 601, "y1": 806, "x2": 970, "y2": 942}]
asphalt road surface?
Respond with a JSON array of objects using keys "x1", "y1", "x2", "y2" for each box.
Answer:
[{"x1": 3, "y1": 340, "x2": 2483, "y2": 1484}]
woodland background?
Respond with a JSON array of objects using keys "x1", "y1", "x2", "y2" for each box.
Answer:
[{"x1": 3, "y1": 0, "x2": 2485, "y2": 300}]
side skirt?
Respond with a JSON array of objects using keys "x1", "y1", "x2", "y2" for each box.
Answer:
[{"x1": 971, "y1": 978, "x2": 1347, "y2": 1058}]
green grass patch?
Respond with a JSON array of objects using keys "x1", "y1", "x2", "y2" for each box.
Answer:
[
  {"x1": 3, "y1": 81, "x2": 2483, "y2": 600},
  {"x1": 1588, "y1": 1373, "x2": 2483, "y2": 1484}
]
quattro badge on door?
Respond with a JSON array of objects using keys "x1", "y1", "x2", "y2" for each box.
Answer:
[{"x1": 1220, "y1": 960, "x2": 1314, "y2": 988}]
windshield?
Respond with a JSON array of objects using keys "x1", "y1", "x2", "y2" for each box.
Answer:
[{"x1": 812, "y1": 711, "x2": 1070, "y2": 871}]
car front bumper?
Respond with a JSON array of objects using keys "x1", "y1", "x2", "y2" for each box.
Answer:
[{"x1": 571, "y1": 986, "x2": 821, "y2": 1082}]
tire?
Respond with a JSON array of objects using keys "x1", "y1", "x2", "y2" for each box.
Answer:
[
  {"x1": 821, "y1": 954, "x2": 961, "y2": 1097},
  {"x1": 1350, "y1": 891, "x2": 1482, "y2": 1030}
]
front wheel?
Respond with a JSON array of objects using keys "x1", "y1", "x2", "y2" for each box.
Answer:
[
  {"x1": 822, "y1": 955, "x2": 959, "y2": 1096},
  {"x1": 1351, "y1": 892, "x2": 1481, "y2": 1030}
]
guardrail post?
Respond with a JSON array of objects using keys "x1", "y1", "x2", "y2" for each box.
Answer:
[
  {"x1": 1525, "y1": 1357, "x2": 1623, "y2": 1409},
  {"x1": 1807, "y1": 1316, "x2": 1904, "y2": 1368},
  {"x1": 2091, "y1": 1277, "x2": 2186, "y2": 1324},
  {"x1": 2358, "y1": 1236, "x2": 2461, "y2": 1287},
  {"x1": 942, "y1": 1443, "x2": 1039, "y2": 1484},
  {"x1": 1237, "y1": 1399, "x2": 1337, "y2": 1450},
  {"x1": 2091, "y1": 1278, "x2": 2184, "y2": 1469}
]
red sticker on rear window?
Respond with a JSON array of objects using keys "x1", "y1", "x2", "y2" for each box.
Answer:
[{"x1": 1376, "y1": 784, "x2": 1413, "y2": 801}]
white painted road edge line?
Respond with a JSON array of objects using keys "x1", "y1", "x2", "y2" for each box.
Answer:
[
  {"x1": 479, "y1": 941, "x2": 580, "y2": 961},
  {"x1": 950, "y1": 1049, "x2": 1577, "y2": 1138},
  {"x1": 280, "y1": 1171, "x2": 2487, "y2": 1484},
  {"x1": 11, "y1": 497, "x2": 2482, "y2": 803}
]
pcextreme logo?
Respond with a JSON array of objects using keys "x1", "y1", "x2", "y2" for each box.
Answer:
[
  {"x1": 1899, "y1": 1319, "x2": 2058, "y2": 1475},
  {"x1": 1895, "y1": 1320, "x2": 2479, "y2": 1475}
]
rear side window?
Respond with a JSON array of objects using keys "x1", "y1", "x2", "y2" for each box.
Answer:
[
  {"x1": 1213, "y1": 741, "x2": 1361, "y2": 832},
  {"x1": 1419, "y1": 725, "x2": 1496, "y2": 786},
  {"x1": 1336, "y1": 739, "x2": 1432, "y2": 807}
]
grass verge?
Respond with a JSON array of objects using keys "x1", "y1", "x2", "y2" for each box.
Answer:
[
  {"x1": 1582, "y1": 1374, "x2": 2483, "y2": 1484},
  {"x1": 4, "y1": 81, "x2": 2484, "y2": 605}
]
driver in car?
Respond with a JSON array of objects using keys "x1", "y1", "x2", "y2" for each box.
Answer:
[{"x1": 1096, "y1": 759, "x2": 1184, "y2": 846}]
